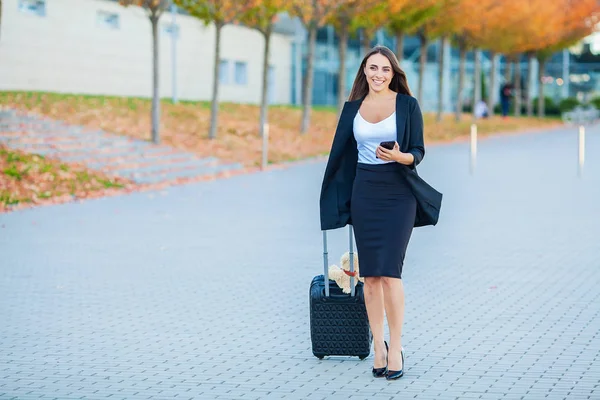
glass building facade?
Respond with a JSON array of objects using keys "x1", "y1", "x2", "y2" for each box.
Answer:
[{"x1": 289, "y1": 24, "x2": 583, "y2": 113}]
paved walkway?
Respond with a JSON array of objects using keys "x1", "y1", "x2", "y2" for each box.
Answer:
[
  {"x1": 0, "y1": 109, "x2": 243, "y2": 184},
  {"x1": 1, "y1": 124, "x2": 599, "y2": 399}
]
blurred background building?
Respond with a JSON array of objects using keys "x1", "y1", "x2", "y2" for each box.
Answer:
[
  {"x1": 0, "y1": 0, "x2": 293, "y2": 105},
  {"x1": 1, "y1": 0, "x2": 598, "y2": 112}
]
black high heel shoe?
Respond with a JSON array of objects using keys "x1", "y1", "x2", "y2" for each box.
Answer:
[
  {"x1": 372, "y1": 341, "x2": 388, "y2": 378},
  {"x1": 385, "y1": 347, "x2": 405, "y2": 380}
]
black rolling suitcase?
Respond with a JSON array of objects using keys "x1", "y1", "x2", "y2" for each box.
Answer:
[{"x1": 309, "y1": 226, "x2": 372, "y2": 359}]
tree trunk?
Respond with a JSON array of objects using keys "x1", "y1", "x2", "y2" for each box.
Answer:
[
  {"x1": 395, "y1": 31, "x2": 404, "y2": 63},
  {"x1": 504, "y1": 55, "x2": 512, "y2": 84},
  {"x1": 455, "y1": 44, "x2": 467, "y2": 121},
  {"x1": 514, "y1": 54, "x2": 522, "y2": 117},
  {"x1": 259, "y1": 29, "x2": 272, "y2": 138},
  {"x1": 418, "y1": 35, "x2": 428, "y2": 102},
  {"x1": 472, "y1": 49, "x2": 481, "y2": 120},
  {"x1": 436, "y1": 37, "x2": 446, "y2": 122},
  {"x1": 526, "y1": 52, "x2": 534, "y2": 117},
  {"x1": 538, "y1": 58, "x2": 546, "y2": 117},
  {"x1": 301, "y1": 25, "x2": 317, "y2": 134},
  {"x1": 362, "y1": 31, "x2": 371, "y2": 56},
  {"x1": 487, "y1": 51, "x2": 497, "y2": 117},
  {"x1": 209, "y1": 22, "x2": 223, "y2": 140},
  {"x1": 337, "y1": 25, "x2": 349, "y2": 115},
  {"x1": 150, "y1": 14, "x2": 160, "y2": 144},
  {"x1": 514, "y1": 55, "x2": 521, "y2": 117}
]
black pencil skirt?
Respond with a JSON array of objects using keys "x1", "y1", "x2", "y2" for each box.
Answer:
[{"x1": 351, "y1": 162, "x2": 417, "y2": 279}]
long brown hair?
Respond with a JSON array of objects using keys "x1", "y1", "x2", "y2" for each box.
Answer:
[{"x1": 348, "y1": 45, "x2": 412, "y2": 101}]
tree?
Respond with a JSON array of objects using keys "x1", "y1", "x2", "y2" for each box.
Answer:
[
  {"x1": 383, "y1": 1, "x2": 442, "y2": 103},
  {"x1": 436, "y1": 36, "x2": 448, "y2": 121},
  {"x1": 351, "y1": 1, "x2": 390, "y2": 55},
  {"x1": 500, "y1": 0, "x2": 552, "y2": 115},
  {"x1": 328, "y1": 3, "x2": 354, "y2": 114},
  {"x1": 242, "y1": 0, "x2": 289, "y2": 138},
  {"x1": 467, "y1": 0, "x2": 599, "y2": 119},
  {"x1": 386, "y1": 1, "x2": 435, "y2": 63},
  {"x1": 349, "y1": 0, "x2": 440, "y2": 108},
  {"x1": 327, "y1": 0, "x2": 375, "y2": 113},
  {"x1": 448, "y1": 0, "x2": 498, "y2": 121},
  {"x1": 291, "y1": 0, "x2": 341, "y2": 134},
  {"x1": 418, "y1": 0, "x2": 464, "y2": 122},
  {"x1": 487, "y1": 51, "x2": 498, "y2": 117},
  {"x1": 503, "y1": 2, "x2": 541, "y2": 117},
  {"x1": 120, "y1": 0, "x2": 170, "y2": 144},
  {"x1": 396, "y1": 0, "x2": 444, "y2": 101},
  {"x1": 469, "y1": 0, "x2": 537, "y2": 118},
  {"x1": 515, "y1": 0, "x2": 600, "y2": 116},
  {"x1": 525, "y1": 51, "x2": 535, "y2": 116},
  {"x1": 453, "y1": 34, "x2": 469, "y2": 120},
  {"x1": 174, "y1": 1, "x2": 249, "y2": 140}
]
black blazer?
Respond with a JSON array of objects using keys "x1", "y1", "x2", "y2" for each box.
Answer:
[{"x1": 319, "y1": 93, "x2": 442, "y2": 230}]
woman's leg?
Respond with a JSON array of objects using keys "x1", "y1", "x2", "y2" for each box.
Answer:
[
  {"x1": 363, "y1": 277, "x2": 386, "y2": 368},
  {"x1": 382, "y1": 277, "x2": 405, "y2": 370}
]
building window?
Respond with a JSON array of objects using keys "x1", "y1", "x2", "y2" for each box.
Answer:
[
  {"x1": 162, "y1": 23, "x2": 180, "y2": 38},
  {"x1": 97, "y1": 11, "x2": 120, "y2": 30},
  {"x1": 219, "y1": 60, "x2": 230, "y2": 84},
  {"x1": 18, "y1": 0, "x2": 46, "y2": 16},
  {"x1": 235, "y1": 62, "x2": 248, "y2": 85}
]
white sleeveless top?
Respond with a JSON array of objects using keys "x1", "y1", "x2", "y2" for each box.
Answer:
[{"x1": 353, "y1": 111, "x2": 397, "y2": 164}]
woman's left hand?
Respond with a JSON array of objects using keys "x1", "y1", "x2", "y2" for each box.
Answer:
[
  {"x1": 377, "y1": 142, "x2": 415, "y2": 165},
  {"x1": 377, "y1": 142, "x2": 402, "y2": 163}
]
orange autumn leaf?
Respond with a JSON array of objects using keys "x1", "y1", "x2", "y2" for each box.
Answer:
[{"x1": 173, "y1": 0, "x2": 251, "y2": 26}]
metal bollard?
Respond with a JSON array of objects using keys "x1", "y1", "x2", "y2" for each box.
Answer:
[
  {"x1": 578, "y1": 125, "x2": 585, "y2": 177},
  {"x1": 470, "y1": 123, "x2": 477, "y2": 174},
  {"x1": 262, "y1": 123, "x2": 269, "y2": 171}
]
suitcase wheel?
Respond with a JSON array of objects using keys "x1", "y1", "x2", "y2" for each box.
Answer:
[
  {"x1": 359, "y1": 355, "x2": 368, "y2": 360},
  {"x1": 316, "y1": 355, "x2": 324, "y2": 359}
]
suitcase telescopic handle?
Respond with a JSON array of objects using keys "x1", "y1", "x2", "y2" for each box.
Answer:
[{"x1": 322, "y1": 226, "x2": 355, "y2": 297}]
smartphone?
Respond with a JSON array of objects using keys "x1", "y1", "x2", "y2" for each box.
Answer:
[{"x1": 379, "y1": 141, "x2": 395, "y2": 150}]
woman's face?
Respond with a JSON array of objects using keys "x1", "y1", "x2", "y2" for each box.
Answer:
[{"x1": 363, "y1": 53, "x2": 394, "y2": 94}]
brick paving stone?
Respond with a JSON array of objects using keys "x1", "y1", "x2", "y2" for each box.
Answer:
[
  {"x1": 501, "y1": 395, "x2": 525, "y2": 400},
  {"x1": 1, "y1": 124, "x2": 600, "y2": 399}
]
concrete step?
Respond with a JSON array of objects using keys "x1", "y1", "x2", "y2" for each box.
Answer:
[
  {"x1": 0, "y1": 130, "x2": 91, "y2": 141},
  {"x1": 115, "y1": 157, "x2": 222, "y2": 178},
  {"x1": 3, "y1": 142, "x2": 149, "y2": 157},
  {"x1": 50, "y1": 148, "x2": 170, "y2": 163},
  {"x1": 0, "y1": 135, "x2": 133, "y2": 148},
  {"x1": 0, "y1": 110, "x2": 18, "y2": 118},
  {"x1": 0, "y1": 127, "x2": 116, "y2": 138},
  {"x1": 18, "y1": 143, "x2": 173, "y2": 160},
  {"x1": 0, "y1": 112, "x2": 64, "y2": 120},
  {"x1": 132, "y1": 162, "x2": 243, "y2": 184},
  {"x1": 0, "y1": 121, "x2": 74, "y2": 131},
  {"x1": 0, "y1": 108, "x2": 243, "y2": 186},
  {"x1": 0, "y1": 115, "x2": 49, "y2": 122},
  {"x1": 86, "y1": 152, "x2": 208, "y2": 170}
]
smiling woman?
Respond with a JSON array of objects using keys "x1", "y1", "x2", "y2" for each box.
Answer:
[
  {"x1": 348, "y1": 46, "x2": 412, "y2": 102},
  {"x1": 319, "y1": 45, "x2": 435, "y2": 382}
]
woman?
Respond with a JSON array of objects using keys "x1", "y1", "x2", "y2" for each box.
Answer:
[{"x1": 319, "y1": 45, "x2": 425, "y2": 381}]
